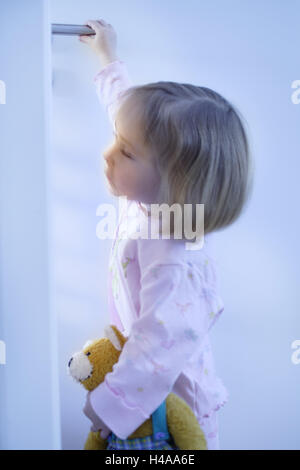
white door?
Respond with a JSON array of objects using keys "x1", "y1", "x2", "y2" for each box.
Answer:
[{"x1": 0, "y1": 0, "x2": 61, "y2": 450}]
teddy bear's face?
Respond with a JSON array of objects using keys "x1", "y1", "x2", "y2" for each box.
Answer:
[{"x1": 68, "y1": 326, "x2": 126, "y2": 391}]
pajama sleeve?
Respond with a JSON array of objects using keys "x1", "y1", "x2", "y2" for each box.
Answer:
[
  {"x1": 89, "y1": 261, "x2": 224, "y2": 439},
  {"x1": 93, "y1": 60, "x2": 133, "y2": 130}
]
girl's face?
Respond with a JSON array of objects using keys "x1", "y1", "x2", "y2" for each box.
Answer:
[{"x1": 103, "y1": 109, "x2": 160, "y2": 204}]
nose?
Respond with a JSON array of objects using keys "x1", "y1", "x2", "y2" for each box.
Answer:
[
  {"x1": 103, "y1": 148, "x2": 114, "y2": 167},
  {"x1": 68, "y1": 357, "x2": 73, "y2": 368}
]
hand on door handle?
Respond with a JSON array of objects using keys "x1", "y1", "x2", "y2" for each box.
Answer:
[{"x1": 79, "y1": 19, "x2": 120, "y2": 67}]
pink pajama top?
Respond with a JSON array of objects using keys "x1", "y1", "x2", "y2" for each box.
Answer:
[{"x1": 89, "y1": 60, "x2": 229, "y2": 442}]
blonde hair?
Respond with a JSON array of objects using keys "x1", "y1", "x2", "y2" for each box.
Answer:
[{"x1": 116, "y1": 81, "x2": 254, "y2": 241}]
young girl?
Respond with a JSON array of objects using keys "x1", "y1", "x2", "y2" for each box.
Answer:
[{"x1": 79, "y1": 19, "x2": 253, "y2": 450}]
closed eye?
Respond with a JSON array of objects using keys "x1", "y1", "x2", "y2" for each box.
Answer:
[
  {"x1": 113, "y1": 131, "x2": 134, "y2": 159},
  {"x1": 121, "y1": 149, "x2": 133, "y2": 159}
]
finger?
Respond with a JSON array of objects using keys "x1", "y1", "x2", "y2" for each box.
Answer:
[
  {"x1": 79, "y1": 35, "x2": 91, "y2": 43},
  {"x1": 86, "y1": 20, "x2": 101, "y2": 30},
  {"x1": 100, "y1": 429, "x2": 110, "y2": 439}
]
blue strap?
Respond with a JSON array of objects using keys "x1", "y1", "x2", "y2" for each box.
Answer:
[
  {"x1": 151, "y1": 400, "x2": 170, "y2": 442},
  {"x1": 109, "y1": 399, "x2": 170, "y2": 444}
]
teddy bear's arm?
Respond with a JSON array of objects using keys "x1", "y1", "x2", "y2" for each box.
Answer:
[
  {"x1": 166, "y1": 394, "x2": 208, "y2": 450},
  {"x1": 84, "y1": 431, "x2": 107, "y2": 450}
]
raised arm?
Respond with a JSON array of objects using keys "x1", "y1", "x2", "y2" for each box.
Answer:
[
  {"x1": 79, "y1": 19, "x2": 133, "y2": 127},
  {"x1": 93, "y1": 60, "x2": 133, "y2": 129}
]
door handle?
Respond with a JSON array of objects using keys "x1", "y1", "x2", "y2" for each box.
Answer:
[{"x1": 52, "y1": 24, "x2": 95, "y2": 36}]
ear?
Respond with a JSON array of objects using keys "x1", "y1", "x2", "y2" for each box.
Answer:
[
  {"x1": 82, "y1": 339, "x2": 94, "y2": 350},
  {"x1": 104, "y1": 325, "x2": 127, "y2": 351}
]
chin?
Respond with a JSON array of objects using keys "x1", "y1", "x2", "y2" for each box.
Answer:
[{"x1": 106, "y1": 179, "x2": 118, "y2": 194}]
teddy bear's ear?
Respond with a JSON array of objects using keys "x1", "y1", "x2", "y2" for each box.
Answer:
[
  {"x1": 82, "y1": 339, "x2": 94, "y2": 350},
  {"x1": 104, "y1": 325, "x2": 127, "y2": 351}
]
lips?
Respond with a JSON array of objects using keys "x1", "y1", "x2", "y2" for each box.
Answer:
[{"x1": 105, "y1": 171, "x2": 113, "y2": 182}]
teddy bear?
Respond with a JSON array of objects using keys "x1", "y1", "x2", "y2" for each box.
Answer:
[{"x1": 68, "y1": 324, "x2": 207, "y2": 450}]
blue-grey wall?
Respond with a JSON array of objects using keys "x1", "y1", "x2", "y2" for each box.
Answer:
[{"x1": 50, "y1": 0, "x2": 300, "y2": 450}]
